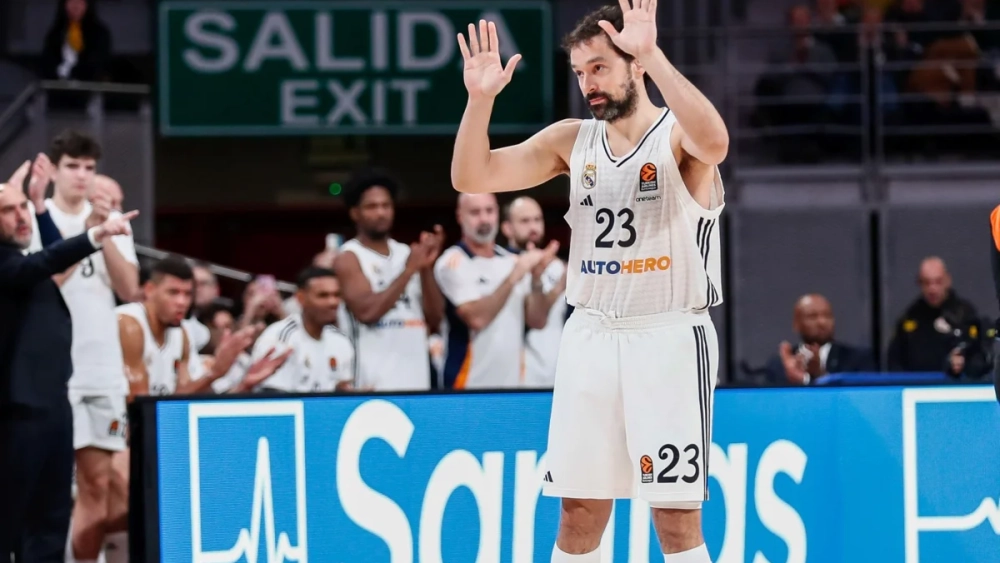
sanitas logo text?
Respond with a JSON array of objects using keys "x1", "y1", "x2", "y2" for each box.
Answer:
[{"x1": 580, "y1": 256, "x2": 671, "y2": 275}]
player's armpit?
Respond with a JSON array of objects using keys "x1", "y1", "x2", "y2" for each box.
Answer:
[
  {"x1": 672, "y1": 124, "x2": 720, "y2": 210},
  {"x1": 453, "y1": 119, "x2": 579, "y2": 194},
  {"x1": 118, "y1": 314, "x2": 149, "y2": 398}
]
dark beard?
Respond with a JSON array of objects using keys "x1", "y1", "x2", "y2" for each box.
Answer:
[
  {"x1": 586, "y1": 78, "x2": 638, "y2": 123},
  {"x1": 362, "y1": 227, "x2": 390, "y2": 241}
]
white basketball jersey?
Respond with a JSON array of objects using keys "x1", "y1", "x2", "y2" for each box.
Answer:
[
  {"x1": 47, "y1": 199, "x2": 137, "y2": 394},
  {"x1": 116, "y1": 303, "x2": 186, "y2": 396},
  {"x1": 337, "y1": 238, "x2": 431, "y2": 391},
  {"x1": 565, "y1": 109, "x2": 725, "y2": 318}
]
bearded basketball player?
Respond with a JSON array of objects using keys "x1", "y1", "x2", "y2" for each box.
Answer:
[{"x1": 451, "y1": 1, "x2": 727, "y2": 562}]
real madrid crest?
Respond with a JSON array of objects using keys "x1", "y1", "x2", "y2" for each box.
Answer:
[{"x1": 582, "y1": 163, "x2": 597, "y2": 190}]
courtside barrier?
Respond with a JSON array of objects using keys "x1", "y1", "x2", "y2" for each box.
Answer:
[{"x1": 130, "y1": 384, "x2": 999, "y2": 563}]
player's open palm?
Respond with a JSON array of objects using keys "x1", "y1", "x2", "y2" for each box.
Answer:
[
  {"x1": 599, "y1": 0, "x2": 658, "y2": 57},
  {"x1": 457, "y1": 20, "x2": 522, "y2": 99},
  {"x1": 240, "y1": 348, "x2": 293, "y2": 391}
]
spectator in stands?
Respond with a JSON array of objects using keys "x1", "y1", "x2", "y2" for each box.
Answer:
[
  {"x1": 814, "y1": 0, "x2": 858, "y2": 63},
  {"x1": 433, "y1": 194, "x2": 558, "y2": 389},
  {"x1": 40, "y1": 0, "x2": 112, "y2": 83},
  {"x1": 501, "y1": 196, "x2": 568, "y2": 388},
  {"x1": 334, "y1": 169, "x2": 445, "y2": 391},
  {"x1": 887, "y1": 256, "x2": 986, "y2": 376},
  {"x1": 762, "y1": 294, "x2": 875, "y2": 385},
  {"x1": 238, "y1": 276, "x2": 286, "y2": 329},
  {"x1": 755, "y1": 5, "x2": 839, "y2": 161},
  {"x1": 192, "y1": 299, "x2": 277, "y2": 394},
  {"x1": 191, "y1": 262, "x2": 221, "y2": 311},
  {"x1": 252, "y1": 267, "x2": 355, "y2": 393}
]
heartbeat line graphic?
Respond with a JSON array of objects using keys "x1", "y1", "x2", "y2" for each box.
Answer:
[
  {"x1": 917, "y1": 496, "x2": 1000, "y2": 534},
  {"x1": 196, "y1": 437, "x2": 305, "y2": 563}
]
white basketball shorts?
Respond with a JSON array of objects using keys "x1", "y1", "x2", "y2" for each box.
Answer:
[
  {"x1": 542, "y1": 308, "x2": 718, "y2": 507},
  {"x1": 70, "y1": 391, "x2": 128, "y2": 452}
]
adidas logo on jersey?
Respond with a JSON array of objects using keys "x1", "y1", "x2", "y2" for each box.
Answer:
[{"x1": 580, "y1": 195, "x2": 594, "y2": 207}]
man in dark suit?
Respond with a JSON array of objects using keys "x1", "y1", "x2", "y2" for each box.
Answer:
[
  {"x1": 0, "y1": 175, "x2": 137, "y2": 562},
  {"x1": 762, "y1": 294, "x2": 876, "y2": 386}
]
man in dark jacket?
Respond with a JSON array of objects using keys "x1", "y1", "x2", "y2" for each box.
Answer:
[
  {"x1": 0, "y1": 177, "x2": 137, "y2": 563},
  {"x1": 887, "y1": 257, "x2": 985, "y2": 377},
  {"x1": 764, "y1": 294, "x2": 876, "y2": 385}
]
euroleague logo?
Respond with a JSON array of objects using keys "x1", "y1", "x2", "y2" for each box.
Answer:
[
  {"x1": 640, "y1": 454, "x2": 654, "y2": 483},
  {"x1": 639, "y1": 162, "x2": 658, "y2": 192}
]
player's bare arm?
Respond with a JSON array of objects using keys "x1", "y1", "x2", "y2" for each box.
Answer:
[
  {"x1": 524, "y1": 241, "x2": 561, "y2": 329},
  {"x1": 457, "y1": 248, "x2": 543, "y2": 331},
  {"x1": 102, "y1": 242, "x2": 139, "y2": 302},
  {"x1": 602, "y1": 0, "x2": 728, "y2": 203},
  {"x1": 173, "y1": 328, "x2": 211, "y2": 395},
  {"x1": 335, "y1": 249, "x2": 418, "y2": 325},
  {"x1": 230, "y1": 347, "x2": 293, "y2": 394},
  {"x1": 118, "y1": 314, "x2": 149, "y2": 400},
  {"x1": 418, "y1": 227, "x2": 446, "y2": 331},
  {"x1": 452, "y1": 20, "x2": 579, "y2": 194}
]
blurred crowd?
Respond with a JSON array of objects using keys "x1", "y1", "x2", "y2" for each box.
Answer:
[{"x1": 754, "y1": 0, "x2": 1000, "y2": 161}]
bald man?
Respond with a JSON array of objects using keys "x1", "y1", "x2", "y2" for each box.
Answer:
[
  {"x1": 887, "y1": 257, "x2": 985, "y2": 376},
  {"x1": 763, "y1": 294, "x2": 875, "y2": 385},
  {"x1": 433, "y1": 194, "x2": 559, "y2": 389},
  {"x1": 502, "y1": 197, "x2": 567, "y2": 387},
  {"x1": 91, "y1": 175, "x2": 124, "y2": 213}
]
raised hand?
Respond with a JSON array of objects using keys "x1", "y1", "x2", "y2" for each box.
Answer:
[
  {"x1": 86, "y1": 188, "x2": 113, "y2": 228},
  {"x1": 5, "y1": 160, "x2": 30, "y2": 192},
  {"x1": 532, "y1": 240, "x2": 560, "y2": 279},
  {"x1": 93, "y1": 210, "x2": 139, "y2": 242},
  {"x1": 457, "y1": 20, "x2": 522, "y2": 99},
  {"x1": 599, "y1": 0, "x2": 658, "y2": 58},
  {"x1": 26, "y1": 153, "x2": 53, "y2": 207},
  {"x1": 238, "y1": 347, "x2": 293, "y2": 392}
]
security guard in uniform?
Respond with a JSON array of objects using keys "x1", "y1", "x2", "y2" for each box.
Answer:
[{"x1": 887, "y1": 256, "x2": 986, "y2": 377}]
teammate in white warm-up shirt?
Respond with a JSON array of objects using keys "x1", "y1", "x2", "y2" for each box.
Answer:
[
  {"x1": 334, "y1": 170, "x2": 445, "y2": 391},
  {"x1": 42, "y1": 131, "x2": 140, "y2": 563},
  {"x1": 433, "y1": 193, "x2": 562, "y2": 389},
  {"x1": 112, "y1": 257, "x2": 278, "y2": 563},
  {"x1": 501, "y1": 196, "x2": 569, "y2": 387},
  {"x1": 451, "y1": 4, "x2": 729, "y2": 562},
  {"x1": 255, "y1": 268, "x2": 355, "y2": 393},
  {"x1": 119, "y1": 257, "x2": 287, "y2": 399}
]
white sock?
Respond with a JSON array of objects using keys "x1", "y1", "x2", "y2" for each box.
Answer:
[
  {"x1": 551, "y1": 544, "x2": 602, "y2": 562},
  {"x1": 103, "y1": 532, "x2": 129, "y2": 563},
  {"x1": 663, "y1": 543, "x2": 711, "y2": 563}
]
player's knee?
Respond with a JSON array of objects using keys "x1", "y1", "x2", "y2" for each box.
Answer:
[
  {"x1": 558, "y1": 499, "x2": 613, "y2": 540},
  {"x1": 77, "y1": 469, "x2": 111, "y2": 504},
  {"x1": 651, "y1": 507, "x2": 703, "y2": 551}
]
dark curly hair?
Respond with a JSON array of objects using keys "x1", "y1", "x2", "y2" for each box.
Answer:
[{"x1": 342, "y1": 167, "x2": 402, "y2": 209}]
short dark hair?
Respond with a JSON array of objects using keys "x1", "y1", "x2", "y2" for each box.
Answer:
[
  {"x1": 49, "y1": 130, "x2": 102, "y2": 164},
  {"x1": 150, "y1": 255, "x2": 194, "y2": 283},
  {"x1": 296, "y1": 266, "x2": 336, "y2": 290},
  {"x1": 196, "y1": 298, "x2": 235, "y2": 327},
  {"x1": 342, "y1": 167, "x2": 401, "y2": 209},
  {"x1": 562, "y1": 5, "x2": 630, "y2": 59},
  {"x1": 562, "y1": 5, "x2": 653, "y2": 86}
]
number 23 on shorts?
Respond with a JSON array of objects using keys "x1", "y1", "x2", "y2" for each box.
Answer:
[{"x1": 640, "y1": 443, "x2": 701, "y2": 484}]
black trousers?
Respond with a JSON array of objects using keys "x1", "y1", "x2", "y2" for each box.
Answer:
[{"x1": 0, "y1": 402, "x2": 73, "y2": 563}]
